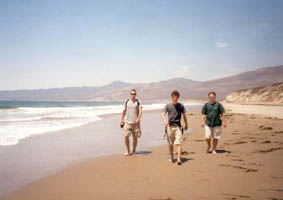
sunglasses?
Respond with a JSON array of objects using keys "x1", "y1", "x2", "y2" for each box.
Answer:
[{"x1": 130, "y1": 93, "x2": 136, "y2": 95}]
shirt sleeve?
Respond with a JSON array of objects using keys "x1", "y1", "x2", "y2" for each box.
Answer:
[
  {"x1": 219, "y1": 103, "x2": 225, "y2": 114},
  {"x1": 182, "y1": 104, "x2": 186, "y2": 113},
  {"x1": 138, "y1": 100, "x2": 142, "y2": 109},
  {"x1": 163, "y1": 104, "x2": 168, "y2": 113},
  {"x1": 123, "y1": 100, "x2": 128, "y2": 111},
  {"x1": 201, "y1": 104, "x2": 207, "y2": 115}
]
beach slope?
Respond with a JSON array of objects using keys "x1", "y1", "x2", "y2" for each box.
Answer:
[{"x1": 2, "y1": 107, "x2": 283, "y2": 200}]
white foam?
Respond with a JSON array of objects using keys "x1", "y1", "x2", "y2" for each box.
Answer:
[{"x1": 0, "y1": 102, "x2": 198, "y2": 146}]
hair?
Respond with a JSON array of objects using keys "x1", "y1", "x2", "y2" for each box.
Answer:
[
  {"x1": 171, "y1": 90, "x2": 180, "y2": 98},
  {"x1": 130, "y1": 89, "x2": 136, "y2": 94},
  {"x1": 208, "y1": 91, "x2": 216, "y2": 96}
]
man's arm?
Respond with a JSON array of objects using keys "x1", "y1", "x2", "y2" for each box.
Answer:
[
  {"x1": 120, "y1": 110, "x2": 126, "y2": 125},
  {"x1": 136, "y1": 106, "x2": 142, "y2": 124},
  {"x1": 183, "y1": 112, "x2": 188, "y2": 130},
  {"x1": 201, "y1": 114, "x2": 206, "y2": 128},
  {"x1": 162, "y1": 112, "x2": 169, "y2": 126},
  {"x1": 221, "y1": 113, "x2": 226, "y2": 128}
]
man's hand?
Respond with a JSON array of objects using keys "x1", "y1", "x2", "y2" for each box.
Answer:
[
  {"x1": 120, "y1": 120, "x2": 124, "y2": 126},
  {"x1": 164, "y1": 121, "x2": 169, "y2": 126},
  {"x1": 201, "y1": 121, "x2": 205, "y2": 128},
  {"x1": 136, "y1": 118, "x2": 140, "y2": 124},
  {"x1": 184, "y1": 125, "x2": 188, "y2": 130},
  {"x1": 223, "y1": 122, "x2": 227, "y2": 128}
]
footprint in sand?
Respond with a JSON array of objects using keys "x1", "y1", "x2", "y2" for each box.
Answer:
[
  {"x1": 194, "y1": 139, "x2": 205, "y2": 142},
  {"x1": 258, "y1": 125, "x2": 273, "y2": 130},
  {"x1": 260, "y1": 140, "x2": 271, "y2": 144},
  {"x1": 218, "y1": 164, "x2": 258, "y2": 172},
  {"x1": 222, "y1": 193, "x2": 251, "y2": 199},
  {"x1": 273, "y1": 131, "x2": 283, "y2": 135},
  {"x1": 253, "y1": 147, "x2": 283, "y2": 153},
  {"x1": 233, "y1": 141, "x2": 248, "y2": 145},
  {"x1": 231, "y1": 159, "x2": 245, "y2": 162}
]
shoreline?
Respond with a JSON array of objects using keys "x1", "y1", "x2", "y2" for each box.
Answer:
[
  {"x1": 0, "y1": 106, "x2": 200, "y2": 198},
  {"x1": 1, "y1": 104, "x2": 283, "y2": 199}
]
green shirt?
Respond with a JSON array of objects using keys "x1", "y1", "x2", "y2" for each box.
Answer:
[{"x1": 202, "y1": 101, "x2": 225, "y2": 127}]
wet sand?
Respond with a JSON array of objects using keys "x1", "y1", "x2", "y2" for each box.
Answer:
[
  {"x1": 1, "y1": 105, "x2": 283, "y2": 200},
  {"x1": 0, "y1": 109, "x2": 171, "y2": 197}
]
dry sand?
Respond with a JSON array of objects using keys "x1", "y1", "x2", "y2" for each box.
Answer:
[
  {"x1": 1, "y1": 106, "x2": 283, "y2": 200},
  {"x1": 224, "y1": 103, "x2": 283, "y2": 119}
]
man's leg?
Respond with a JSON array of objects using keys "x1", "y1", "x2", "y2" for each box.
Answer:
[
  {"x1": 169, "y1": 144, "x2": 174, "y2": 162},
  {"x1": 176, "y1": 144, "x2": 182, "y2": 164},
  {"x1": 212, "y1": 138, "x2": 218, "y2": 154},
  {"x1": 212, "y1": 126, "x2": 222, "y2": 154},
  {"x1": 132, "y1": 136, "x2": 138, "y2": 154},
  {"x1": 124, "y1": 136, "x2": 130, "y2": 155},
  {"x1": 205, "y1": 125, "x2": 212, "y2": 153},
  {"x1": 206, "y1": 138, "x2": 211, "y2": 153}
]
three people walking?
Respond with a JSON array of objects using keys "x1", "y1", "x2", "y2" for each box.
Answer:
[{"x1": 120, "y1": 89, "x2": 226, "y2": 163}]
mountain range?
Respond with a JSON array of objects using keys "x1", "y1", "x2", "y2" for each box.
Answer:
[{"x1": 0, "y1": 65, "x2": 283, "y2": 101}]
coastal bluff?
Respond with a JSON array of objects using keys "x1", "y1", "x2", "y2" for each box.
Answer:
[{"x1": 225, "y1": 82, "x2": 283, "y2": 104}]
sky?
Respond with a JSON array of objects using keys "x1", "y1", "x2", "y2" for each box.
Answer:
[{"x1": 0, "y1": 0, "x2": 283, "y2": 90}]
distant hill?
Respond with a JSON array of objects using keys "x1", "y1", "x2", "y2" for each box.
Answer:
[
  {"x1": 225, "y1": 82, "x2": 283, "y2": 104},
  {"x1": 200, "y1": 65, "x2": 283, "y2": 98},
  {"x1": 0, "y1": 65, "x2": 283, "y2": 101}
]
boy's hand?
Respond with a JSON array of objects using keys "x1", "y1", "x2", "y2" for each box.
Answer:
[{"x1": 184, "y1": 125, "x2": 188, "y2": 130}]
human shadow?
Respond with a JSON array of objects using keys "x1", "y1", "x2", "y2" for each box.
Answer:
[
  {"x1": 171, "y1": 157, "x2": 194, "y2": 163},
  {"x1": 180, "y1": 157, "x2": 194, "y2": 163},
  {"x1": 208, "y1": 149, "x2": 231, "y2": 154},
  {"x1": 135, "y1": 151, "x2": 152, "y2": 155}
]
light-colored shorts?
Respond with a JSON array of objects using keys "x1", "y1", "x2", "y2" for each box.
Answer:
[
  {"x1": 166, "y1": 125, "x2": 183, "y2": 145},
  {"x1": 123, "y1": 123, "x2": 141, "y2": 138},
  {"x1": 205, "y1": 125, "x2": 222, "y2": 139}
]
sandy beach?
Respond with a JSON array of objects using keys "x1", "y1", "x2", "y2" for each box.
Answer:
[{"x1": 1, "y1": 104, "x2": 283, "y2": 200}]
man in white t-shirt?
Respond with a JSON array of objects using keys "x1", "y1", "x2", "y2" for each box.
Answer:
[{"x1": 120, "y1": 89, "x2": 142, "y2": 156}]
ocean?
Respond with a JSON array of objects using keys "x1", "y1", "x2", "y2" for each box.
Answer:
[
  {"x1": 0, "y1": 101, "x2": 169, "y2": 146},
  {"x1": 0, "y1": 100, "x2": 203, "y2": 196}
]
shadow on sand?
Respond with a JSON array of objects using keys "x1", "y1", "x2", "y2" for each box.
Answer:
[
  {"x1": 207, "y1": 149, "x2": 231, "y2": 154},
  {"x1": 217, "y1": 149, "x2": 231, "y2": 154},
  {"x1": 180, "y1": 157, "x2": 194, "y2": 163},
  {"x1": 135, "y1": 151, "x2": 152, "y2": 155}
]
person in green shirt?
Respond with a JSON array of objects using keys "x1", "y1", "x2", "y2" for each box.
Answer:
[{"x1": 201, "y1": 91, "x2": 226, "y2": 154}]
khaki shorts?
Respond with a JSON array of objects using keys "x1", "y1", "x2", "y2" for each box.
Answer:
[
  {"x1": 166, "y1": 126, "x2": 183, "y2": 145},
  {"x1": 123, "y1": 123, "x2": 141, "y2": 138},
  {"x1": 205, "y1": 125, "x2": 222, "y2": 139}
]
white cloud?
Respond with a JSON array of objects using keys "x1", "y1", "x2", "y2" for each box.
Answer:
[
  {"x1": 216, "y1": 41, "x2": 229, "y2": 48},
  {"x1": 173, "y1": 65, "x2": 190, "y2": 78}
]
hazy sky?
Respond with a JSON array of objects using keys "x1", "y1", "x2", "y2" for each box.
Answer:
[{"x1": 1, "y1": 0, "x2": 283, "y2": 90}]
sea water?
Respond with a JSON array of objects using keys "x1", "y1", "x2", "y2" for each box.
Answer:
[{"x1": 0, "y1": 101, "x2": 167, "y2": 146}]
